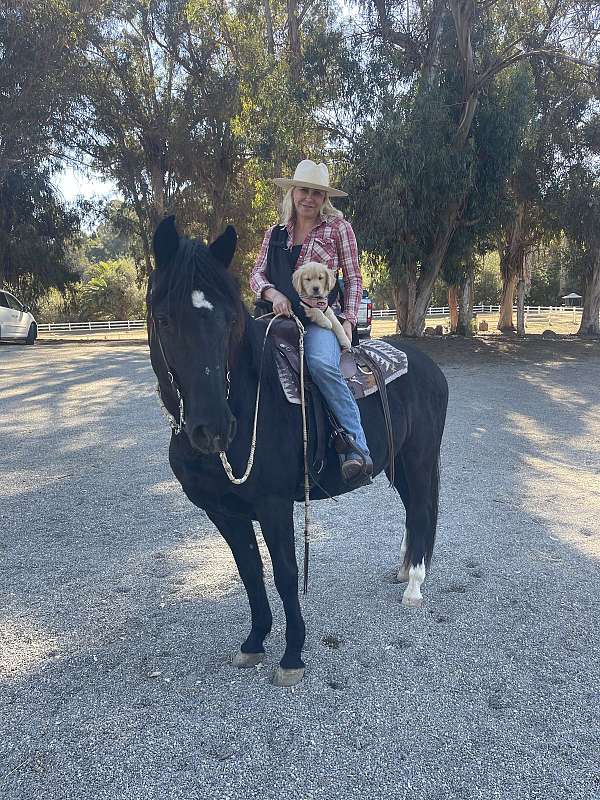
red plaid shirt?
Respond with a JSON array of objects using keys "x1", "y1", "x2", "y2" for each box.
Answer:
[{"x1": 250, "y1": 215, "x2": 363, "y2": 327}]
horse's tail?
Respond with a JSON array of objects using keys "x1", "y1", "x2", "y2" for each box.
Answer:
[{"x1": 427, "y1": 448, "x2": 441, "y2": 566}]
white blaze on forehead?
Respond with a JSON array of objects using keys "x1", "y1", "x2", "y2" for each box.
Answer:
[{"x1": 191, "y1": 290, "x2": 214, "y2": 311}]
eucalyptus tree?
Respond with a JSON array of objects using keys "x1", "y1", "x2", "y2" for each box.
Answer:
[
  {"x1": 0, "y1": 167, "x2": 80, "y2": 303},
  {"x1": 550, "y1": 146, "x2": 600, "y2": 335},
  {"x1": 495, "y1": 54, "x2": 597, "y2": 332},
  {"x1": 67, "y1": 0, "x2": 332, "y2": 280},
  {"x1": 0, "y1": 1, "x2": 82, "y2": 299},
  {"x1": 342, "y1": 0, "x2": 600, "y2": 334}
]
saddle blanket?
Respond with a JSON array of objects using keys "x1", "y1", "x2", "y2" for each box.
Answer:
[{"x1": 275, "y1": 337, "x2": 408, "y2": 405}]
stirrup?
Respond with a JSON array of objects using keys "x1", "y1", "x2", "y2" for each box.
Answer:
[{"x1": 340, "y1": 437, "x2": 373, "y2": 488}]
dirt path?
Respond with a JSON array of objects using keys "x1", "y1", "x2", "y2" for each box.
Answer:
[{"x1": 1, "y1": 341, "x2": 598, "y2": 800}]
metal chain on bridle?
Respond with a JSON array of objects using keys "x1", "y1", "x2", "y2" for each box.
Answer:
[{"x1": 152, "y1": 310, "x2": 312, "y2": 593}]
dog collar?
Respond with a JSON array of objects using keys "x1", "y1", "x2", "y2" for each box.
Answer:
[{"x1": 301, "y1": 297, "x2": 329, "y2": 311}]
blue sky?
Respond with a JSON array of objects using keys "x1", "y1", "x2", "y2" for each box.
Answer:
[{"x1": 53, "y1": 167, "x2": 117, "y2": 203}]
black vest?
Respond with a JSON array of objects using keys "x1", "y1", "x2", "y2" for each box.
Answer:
[{"x1": 255, "y1": 226, "x2": 343, "y2": 323}]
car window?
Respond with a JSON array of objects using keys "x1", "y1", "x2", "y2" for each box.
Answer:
[
  {"x1": 0, "y1": 292, "x2": 10, "y2": 308},
  {"x1": 4, "y1": 293, "x2": 22, "y2": 310}
]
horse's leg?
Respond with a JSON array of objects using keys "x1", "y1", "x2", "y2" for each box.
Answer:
[
  {"x1": 205, "y1": 510, "x2": 273, "y2": 666},
  {"x1": 386, "y1": 457, "x2": 411, "y2": 582},
  {"x1": 255, "y1": 496, "x2": 306, "y2": 688},
  {"x1": 388, "y1": 449, "x2": 441, "y2": 607}
]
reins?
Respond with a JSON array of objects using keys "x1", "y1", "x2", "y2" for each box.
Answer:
[
  {"x1": 219, "y1": 312, "x2": 312, "y2": 594},
  {"x1": 152, "y1": 309, "x2": 313, "y2": 594}
]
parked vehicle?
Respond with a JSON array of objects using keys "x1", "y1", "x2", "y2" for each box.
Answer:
[
  {"x1": 338, "y1": 281, "x2": 372, "y2": 339},
  {"x1": 357, "y1": 290, "x2": 373, "y2": 338},
  {"x1": 0, "y1": 290, "x2": 37, "y2": 344}
]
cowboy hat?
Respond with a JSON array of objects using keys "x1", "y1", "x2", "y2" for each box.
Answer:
[{"x1": 273, "y1": 159, "x2": 348, "y2": 197}]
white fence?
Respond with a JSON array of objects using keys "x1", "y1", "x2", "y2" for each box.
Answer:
[
  {"x1": 38, "y1": 320, "x2": 147, "y2": 334},
  {"x1": 372, "y1": 304, "x2": 583, "y2": 319},
  {"x1": 38, "y1": 305, "x2": 583, "y2": 334}
]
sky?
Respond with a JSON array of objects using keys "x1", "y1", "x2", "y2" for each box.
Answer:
[{"x1": 53, "y1": 167, "x2": 117, "y2": 204}]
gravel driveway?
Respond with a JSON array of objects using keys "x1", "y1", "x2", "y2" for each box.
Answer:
[{"x1": 1, "y1": 339, "x2": 599, "y2": 800}]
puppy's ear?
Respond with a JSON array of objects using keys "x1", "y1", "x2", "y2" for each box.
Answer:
[
  {"x1": 327, "y1": 269, "x2": 337, "y2": 292},
  {"x1": 291, "y1": 267, "x2": 303, "y2": 295}
]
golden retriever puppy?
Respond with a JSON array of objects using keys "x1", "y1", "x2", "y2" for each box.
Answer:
[{"x1": 292, "y1": 261, "x2": 352, "y2": 350}]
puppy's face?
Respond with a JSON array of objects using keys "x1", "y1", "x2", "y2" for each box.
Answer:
[{"x1": 292, "y1": 262, "x2": 336, "y2": 297}]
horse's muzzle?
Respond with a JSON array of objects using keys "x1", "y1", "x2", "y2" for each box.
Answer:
[{"x1": 189, "y1": 416, "x2": 237, "y2": 454}]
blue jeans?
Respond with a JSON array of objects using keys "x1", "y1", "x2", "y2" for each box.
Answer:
[{"x1": 304, "y1": 324, "x2": 370, "y2": 456}]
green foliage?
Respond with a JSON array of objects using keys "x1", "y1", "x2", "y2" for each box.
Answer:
[
  {"x1": 527, "y1": 244, "x2": 563, "y2": 305},
  {"x1": 359, "y1": 251, "x2": 395, "y2": 308},
  {"x1": 0, "y1": 167, "x2": 81, "y2": 305},
  {"x1": 474, "y1": 253, "x2": 502, "y2": 305},
  {"x1": 77, "y1": 258, "x2": 146, "y2": 321},
  {"x1": 346, "y1": 84, "x2": 475, "y2": 282},
  {"x1": 443, "y1": 65, "x2": 534, "y2": 288}
]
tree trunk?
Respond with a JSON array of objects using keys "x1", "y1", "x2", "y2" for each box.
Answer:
[
  {"x1": 287, "y1": 0, "x2": 301, "y2": 81},
  {"x1": 498, "y1": 202, "x2": 529, "y2": 332},
  {"x1": 516, "y1": 278, "x2": 526, "y2": 337},
  {"x1": 392, "y1": 286, "x2": 406, "y2": 334},
  {"x1": 456, "y1": 262, "x2": 474, "y2": 336},
  {"x1": 448, "y1": 285, "x2": 459, "y2": 333},
  {"x1": 578, "y1": 251, "x2": 600, "y2": 336},
  {"x1": 263, "y1": 0, "x2": 275, "y2": 54},
  {"x1": 498, "y1": 272, "x2": 518, "y2": 331},
  {"x1": 392, "y1": 266, "x2": 417, "y2": 333}
]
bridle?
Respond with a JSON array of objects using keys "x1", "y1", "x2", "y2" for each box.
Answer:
[
  {"x1": 150, "y1": 313, "x2": 186, "y2": 435},
  {"x1": 149, "y1": 299, "x2": 313, "y2": 593}
]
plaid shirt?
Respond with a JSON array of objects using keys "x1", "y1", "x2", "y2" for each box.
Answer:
[{"x1": 250, "y1": 215, "x2": 363, "y2": 326}]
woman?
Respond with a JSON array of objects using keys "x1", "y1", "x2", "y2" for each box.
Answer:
[{"x1": 250, "y1": 159, "x2": 372, "y2": 484}]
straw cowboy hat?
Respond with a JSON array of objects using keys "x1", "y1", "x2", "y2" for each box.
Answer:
[{"x1": 273, "y1": 159, "x2": 348, "y2": 197}]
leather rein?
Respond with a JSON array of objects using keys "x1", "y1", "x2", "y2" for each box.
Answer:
[{"x1": 150, "y1": 309, "x2": 313, "y2": 594}]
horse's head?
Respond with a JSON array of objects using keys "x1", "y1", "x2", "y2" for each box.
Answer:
[{"x1": 148, "y1": 215, "x2": 244, "y2": 454}]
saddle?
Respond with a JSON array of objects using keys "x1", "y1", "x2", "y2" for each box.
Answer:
[
  {"x1": 271, "y1": 319, "x2": 408, "y2": 405},
  {"x1": 269, "y1": 319, "x2": 408, "y2": 488}
]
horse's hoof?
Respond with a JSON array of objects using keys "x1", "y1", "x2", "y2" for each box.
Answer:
[
  {"x1": 232, "y1": 650, "x2": 265, "y2": 668},
  {"x1": 271, "y1": 666, "x2": 305, "y2": 687},
  {"x1": 402, "y1": 594, "x2": 423, "y2": 608}
]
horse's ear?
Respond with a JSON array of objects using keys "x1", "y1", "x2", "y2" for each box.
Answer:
[
  {"x1": 209, "y1": 225, "x2": 237, "y2": 269},
  {"x1": 153, "y1": 215, "x2": 179, "y2": 270}
]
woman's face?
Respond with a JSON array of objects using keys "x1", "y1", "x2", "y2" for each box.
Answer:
[{"x1": 292, "y1": 186, "x2": 326, "y2": 223}]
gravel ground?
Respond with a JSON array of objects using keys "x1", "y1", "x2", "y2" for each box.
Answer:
[{"x1": 1, "y1": 338, "x2": 599, "y2": 800}]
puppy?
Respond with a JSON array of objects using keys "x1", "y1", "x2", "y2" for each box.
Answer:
[{"x1": 292, "y1": 261, "x2": 352, "y2": 350}]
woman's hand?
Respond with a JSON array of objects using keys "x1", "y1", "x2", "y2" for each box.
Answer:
[{"x1": 265, "y1": 289, "x2": 292, "y2": 317}]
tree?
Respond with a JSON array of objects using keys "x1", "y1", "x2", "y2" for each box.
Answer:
[
  {"x1": 0, "y1": 0, "x2": 79, "y2": 180},
  {"x1": 66, "y1": 0, "x2": 331, "y2": 284},
  {"x1": 342, "y1": 0, "x2": 600, "y2": 334},
  {"x1": 557, "y1": 167, "x2": 600, "y2": 335},
  {"x1": 0, "y1": 167, "x2": 80, "y2": 304},
  {"x1": 0, "y1": 1, "x2": 82, "y2": 302},
  {"x1": 78, "y1": 258, "x2": 146, "y2": 321}
]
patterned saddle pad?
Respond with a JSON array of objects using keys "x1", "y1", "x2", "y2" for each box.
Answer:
[{"x1": 272, "y1": 324, "x2": 408, "y2": 405}]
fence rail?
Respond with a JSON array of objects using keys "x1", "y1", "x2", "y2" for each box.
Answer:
[
  {"x1": 38, "y1": 305, "x2": 583, "y2": 334},
  {"x1": 371, "y1": 305, "x2": 583, "y2": 319},
  {"x1": 38, "y1": 320, "x2": 147, "y2": 333}
]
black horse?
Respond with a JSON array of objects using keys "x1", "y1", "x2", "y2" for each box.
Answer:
[{"x1": 148, "y1": 216, "x2": 448, "y2": 687}]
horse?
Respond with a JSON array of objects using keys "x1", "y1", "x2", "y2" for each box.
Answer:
[{"x1": 147, "y1": 216, "x2": 448, "y2": 687}]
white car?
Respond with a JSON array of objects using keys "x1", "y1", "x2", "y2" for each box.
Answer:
[{"x1": 0, "y1": 290, "x2": 37, "y2": 344}]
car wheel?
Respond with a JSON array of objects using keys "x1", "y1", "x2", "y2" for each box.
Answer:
[{"x1": 25, "y1": 322, "x2": 37, "y2": 345}]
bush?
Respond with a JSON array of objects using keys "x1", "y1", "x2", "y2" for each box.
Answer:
[{"x1": 78, "y1": 258, "x2": 145, "y2": 320}]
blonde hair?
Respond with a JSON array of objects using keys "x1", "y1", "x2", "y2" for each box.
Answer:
[{"x1": 280, "y1": 187, "x2": 344, "y2": 227}]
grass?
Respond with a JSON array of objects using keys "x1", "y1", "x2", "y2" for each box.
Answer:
[{"x1": 372, "y1": 310, "x2": 584, "y2": 338}]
